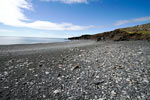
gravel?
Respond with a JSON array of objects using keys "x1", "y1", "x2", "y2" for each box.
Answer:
[{"x1": 0, "y1": 40, "x2": 150, "y2": 100}]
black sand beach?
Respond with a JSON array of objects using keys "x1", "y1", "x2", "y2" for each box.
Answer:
[{"x1": 0, "y1": 40, "x2": 150, "y2": 100}]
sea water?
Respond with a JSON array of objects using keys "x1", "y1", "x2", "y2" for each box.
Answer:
[{"x1": 0, "y1": 36, "x2": 69, "y2": 45}]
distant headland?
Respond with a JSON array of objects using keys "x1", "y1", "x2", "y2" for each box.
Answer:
[{"x1": 68, "y1": 23, "x2": 150, "y2": 41}]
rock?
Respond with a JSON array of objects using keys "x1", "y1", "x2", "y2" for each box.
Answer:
[
  {"x1": 43, "y1": 94, "x2": 46, "y2": 98},
  {"x1": 39, "y1": 60, "x2": 45, "y2": 67},
  {"x1": 40, "y1": 60, "x2": 45, "y2": 63},
  {"x1": 53, "y1": 89, "x2": 61, "y2": 94},
  {"x1": 29, "y1": 68, "x2": 33, "y2": 71},
  {"x1": 143, "y1": 78, "x2": 149, "y2": 83},
  {"x1": 8, "y1": 59, "x2": 15, "y2": 64},
  {"x1": 34, "y1": 74, "x2": 38, "y2": 77},
  {"x1": 57, "y1": 73, "x2": 61, "y2": 77},
  {"x1": 4, "y1": 71, "x2": 8, "y2": 75},
  {"x1": 45, "y1": 71, "x2": 49, "y2": 75},
  {"x1": 93, "y1": 80, "x2": 105, "y2": 85},
  {"x1": 115, "y1": 65, "x2": 122, "y2": 69},
  {"x1": 39, "y1": 63, "x2": 43, "y2": 67},
  {"x1": 112, "y1": 30, "x2": 129, "y2": 41},
  {"x1": 71, "y1": 65, "x2": 80, "y2": 71},
  {"x1": 111, "y1": 90, "x2": 116, "y2": 97},
  {"x1": 95, "y1": 75, "x2": 100, "y2": 78}
]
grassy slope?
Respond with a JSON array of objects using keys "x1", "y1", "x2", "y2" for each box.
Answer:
[{"x1": 121, "y1": 23, "x2": 150, "y2": 34}]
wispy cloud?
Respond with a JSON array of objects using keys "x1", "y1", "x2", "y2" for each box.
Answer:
[
  {"x1": 0, "y1": 0, "x2": 92, "y2": 31},
  {"x1": 114, "y1": 17, "x2": 150, "y2": 26},
  {"x1": 41, "y1": 0, "x2": 89, "y2": 4},
  {"x1": 26, "y1": 21, "x2": 93, "y2": 30},
  {"x1": 94, "y1": 16, "x2": 150, "y2": 29}
]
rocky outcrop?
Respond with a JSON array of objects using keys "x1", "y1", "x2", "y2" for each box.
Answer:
[
  {"x1": 97, "y1": 29, "x2": 130, "y2": 41},
  {"x1": 68, "y1": 35, "x2": 92, "y2": 40}
]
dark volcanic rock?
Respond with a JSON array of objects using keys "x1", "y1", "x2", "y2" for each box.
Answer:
[
  {"x1": 68, "y1": 35, "x2": 92, "y2": 40},
  {"x1": 97, "y1": 29, "x2": 130, "y2": 41},
  {"x1": 93, "y1": 80, "x2": 105, "y2": 85},
  {"x1": 112, "y1": 30, "x2": 129, "y2": 41},
  {"x1": 71, "y1": 65, "x2": 80, "y2": 71}
]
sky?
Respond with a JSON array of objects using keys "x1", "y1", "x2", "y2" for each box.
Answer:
[{"x1": 0, "y1": 0, "x2": 150, "y2": 38}]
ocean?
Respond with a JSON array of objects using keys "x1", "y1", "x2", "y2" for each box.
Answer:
[{"x1": 0, "y1": 36, "x2": 69, "y2": 45}]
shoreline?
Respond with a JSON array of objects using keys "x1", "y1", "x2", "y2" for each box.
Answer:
[
  {"x1": 0, "y1": 40, "x2": 96, "y2": 57},
  {"x1": 0, "y1": 40, "x2": 150, "y2": 99}
]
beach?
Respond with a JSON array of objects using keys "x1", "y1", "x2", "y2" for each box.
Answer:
[{"x1": 0, "y1": 40, "x2": 150, "y2": 99}]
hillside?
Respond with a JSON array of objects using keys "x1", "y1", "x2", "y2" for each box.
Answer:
[
  {"x1": 121, "y1": 23, "x2": 150, "y2": 34},
  {"x1": 68, "y1": 23, "x2": 150, "y2": 41}
]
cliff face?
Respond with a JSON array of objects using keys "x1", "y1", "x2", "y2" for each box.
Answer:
[{"x1": 68, "y1": 23, "x2": 150, "y2": 41}]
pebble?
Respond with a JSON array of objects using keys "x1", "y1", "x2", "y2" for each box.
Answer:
[
  {"x1": 115, "y1": 65, "x2": 122, "y2": 69},
  {"x1": 71, "y1": 65, "x2": 80, "y2": 71},
  {"x1": 4, "y1": 71, "x2": 8, "y2": 75},
  {"x1": 45, "y1": 71, "x2": 49, "y2": 75},
  {"x1": 34, "y1": 74, "x2": 38, "y2": 77},
  {"x1": 96, "y1": 75, "x2": 100, "y2": 78},
  {"x1": 93, "y1": 80, "x2": 105, "y2": 85},
  {"x1": 53, "y1": 89, "x2": 61, "y2": 94},
  {"x1": 1, "y1": 41, "x2": 150, "y2": 100},
  {"x1": 111, "y1": 90, "x2": 116, "y2": 97},
  {"x1": 43, "y1": 94, "x2": 46, "y2": 98},
  {"x1": 143, "y1": 78, "x2": 149, "y2": 83}
]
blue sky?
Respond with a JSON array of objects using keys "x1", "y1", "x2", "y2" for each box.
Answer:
[{"x1": 0, "y1": 0, "x2": 150, "y2": 38}]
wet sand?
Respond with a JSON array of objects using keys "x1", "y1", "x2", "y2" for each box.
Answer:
[{"x1": 0, "y1": 40, "x2": 150, "y2": 99}]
